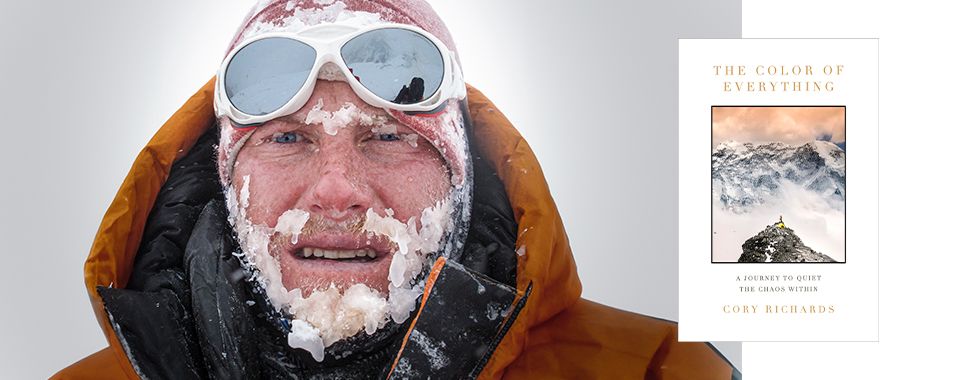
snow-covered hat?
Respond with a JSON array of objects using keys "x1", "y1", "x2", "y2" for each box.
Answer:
[{"x1": 216, "y1": 0, "x2": 468, "y2": 190}]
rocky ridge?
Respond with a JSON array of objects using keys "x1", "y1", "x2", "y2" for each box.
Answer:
[{"x1": 737, "y1": 221, "x2": 836, "y2": 263}]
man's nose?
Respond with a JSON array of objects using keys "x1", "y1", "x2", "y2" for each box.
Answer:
[{"x1": 304, "y1": 163, "x2": 372, "y2": 221}]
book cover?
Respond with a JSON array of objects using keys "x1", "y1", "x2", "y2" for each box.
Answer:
[{"x1": 678, "y1": 39, "x2": 878, "y2": 341}]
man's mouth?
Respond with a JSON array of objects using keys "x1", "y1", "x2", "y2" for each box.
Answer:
[
  {"x1": 284, "y1": 233, "x2": 396, "y2": 265},
  {"x1": 296, "y1": 247, "x2": 379, "y2": 261},
  {"x1": 276, "y1": 232, "x2": 398, "y2": 294}
]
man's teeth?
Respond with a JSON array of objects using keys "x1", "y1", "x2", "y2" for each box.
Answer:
[{"x1": 301, "y1": 248, "x2": 377, "y2": 259}]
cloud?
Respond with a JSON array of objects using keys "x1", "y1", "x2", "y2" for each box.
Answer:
[
  {"x1": 712, "y1": 182, "x2": 846, "y2": 262},
  {"x1": 712, "y1": 106, "x2": 845, "y2": 147}
]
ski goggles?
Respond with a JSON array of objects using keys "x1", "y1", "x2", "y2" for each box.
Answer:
[{"x1": 214, "y1": 23, "x2": 466, "y2": 127}]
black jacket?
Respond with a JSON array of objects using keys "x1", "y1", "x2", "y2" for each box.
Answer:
[{"x1": 98, "y1": 119, "x2": 526, "y2": 379}]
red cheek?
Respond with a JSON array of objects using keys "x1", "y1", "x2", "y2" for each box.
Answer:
[
  {"x1": 232, "y1": 134, "x2": 451, "y2": 229},
  {"x1": 232, "y1": 159, "x2": 310, "y2": 227},
  {"x1": 368, "y1": 163, "x2": 450, "y2": 222}
]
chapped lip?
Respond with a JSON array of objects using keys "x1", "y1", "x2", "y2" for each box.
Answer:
[{"x1": 284, "y1": 232, "x2": 396, "y2": 262}]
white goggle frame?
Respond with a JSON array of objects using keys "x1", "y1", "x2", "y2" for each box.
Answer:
[{"x1": 214, "y1": 22, "x2": 466, "y2": 126}]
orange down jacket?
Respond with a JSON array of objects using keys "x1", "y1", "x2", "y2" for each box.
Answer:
[{"x1": 52, "y1": 79, "x2": 737, "y2": 379}]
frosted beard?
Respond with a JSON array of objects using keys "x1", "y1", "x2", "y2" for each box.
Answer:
[{"x1": 220, "y1": 109, "x2": 470, "y2": 363}]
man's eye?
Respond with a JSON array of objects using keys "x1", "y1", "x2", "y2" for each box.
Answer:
[
  {"x1": 376, "y1": 133, "x2": 401, "y2": 142},
  {"x1": 271, "y1": 132, "x2": 303, "y2": 144}
]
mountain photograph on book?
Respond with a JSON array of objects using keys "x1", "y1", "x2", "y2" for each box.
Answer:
[{"x1": 711, "y1": 106, "x2": 846, "y2": 263}]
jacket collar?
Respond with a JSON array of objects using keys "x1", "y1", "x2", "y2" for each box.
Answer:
[{"x1": 83, "y1": 79, "x2": 582, "y2": 378}]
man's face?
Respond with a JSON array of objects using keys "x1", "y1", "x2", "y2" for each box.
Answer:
[{"x1": 231, "y1": 79, "x2": 452, "y2": 295}]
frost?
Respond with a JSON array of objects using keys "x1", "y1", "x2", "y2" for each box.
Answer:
[
  {"x1": 365, "y1": 210, "x2": 413, "y2": 260},
  {"x1": 363, "y1": 197, "x2": 455, "y2": 325},
  {"x1": 304, "y1": 98, "x2": 324, "y2": 121},
  {"x1": 417, "y1": 199, "x2": 453, "y2": 253},
  {"x1": 395, "y1": 358, "x2": 413, "y2": 376},
  {"x1": 341, "y1": 285, "x2": 390, "y2": 335},
  {"x1": 303, "y1": 101, "x2": 395, "y2": 137},
  {"x1": 363, "y1": 115, "x2": 392, "y2": 130},
  {"x1": 364, "y1": 198, "x2": 452, "y2": 288},
  {"x1": 486, "y1": 303, "x2": 503, "y2": 321},
  {"x1": 387, "y1": 284, "x2": 420, "y2": 323},
  {"x1": 402, "y1": 133, "x2": 419, "y2": 148},
  {"x1": 516, "y1": 245, "x2": 526, "y2": 257},
  {"x1": 239, "y1": 176, "x2": 250, "y2": 209},
  {"x1": 226, "y1": 174, "x2": 459, "y2": 362},
  {"x1": 224, "y1": 182, "x2": 239, "y2": 226},
  {"x1": 316, "y1": 62, "x2": 348, "y2": 81},
  {"x1": 288, "y1": 283, "x2": 389, "y2": 344},
  {"x1": 304, "y1": 102, "x2": 359, "y2": 136},
  {"x1": 409, "y1": 330, "x2": 449, "y2": 370},
  {"x1": 288, "y1": 319, "x2": 325, "y2": 362},
  {"x1": 388, "y1": 249, "x2": 408, "y2": 288},
  {"x1": 241, "y1": 1, "x2": 384, "y2": 41},
  {"x1": 229, "y1": 176, "x2": 293, "y2": 309},
  {"x1": 275, "y1": 209, "x2": 309, "y2": 244}
]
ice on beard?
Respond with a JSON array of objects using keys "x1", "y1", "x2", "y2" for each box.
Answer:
[
  {"x1": 342, "y1": 285, "x2": 390, "y2": 335},
  {"x1": 289, "y1": 283, "x2": 389, "y2": 345},
  {"x1": 364, "y1": 199, "x2": 452, "y2": 288},
  {"x1": 389, "y1": 248, "x2": 408, "y2": 288},
  {"x1": 275, "y1": 209, "x2": 309, "y2": 244},
  {"x1": 288, "y1": 319, "x2": 325, "y2": 362},
  {"x1": 227, "y1": 172, "x2": 455, "y2": 362},
  {"x1": 388, "y1": 284, "x2": 421, "y2": 324},
  {"x1": 362, "y1": 199, "x2": 453, "y2": 323},
  {"x1": 229, "y1": 175, "x2": 294, "y2": 309}
]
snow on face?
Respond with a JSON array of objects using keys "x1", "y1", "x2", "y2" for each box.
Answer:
[
  {"x1": 275, "y1": 209, "x2": 310, "y2": 244},
  {"x1": 226, "y1": 79, "x2": 455, "y2": 361},
  {"x1": 228, "y1": 176, "x2": 454, "y2": 361},
  {"x1": 304, "y1": 99, "x2": 393, "y2": 137},
  {"x1": 363, "y1": 201, "x2": 451, "y2": 288},
  {"x1": 240, "y1": 1, "x2": 384, "y2": 42}
]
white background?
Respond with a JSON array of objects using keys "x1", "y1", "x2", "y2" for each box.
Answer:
[
  {"x1": 741, "y1": 0, "x2": 960, "y2": 378},
  {"x1": 678, "y1": 39, "x2": 879, "y2": 342},
  {"x1": 0, "y1": 0, "x2": 743, "y2": 377}
]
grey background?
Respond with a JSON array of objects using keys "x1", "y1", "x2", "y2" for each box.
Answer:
[{"x1": 0, "y1": 0, "x2": 741, "y2": 377}]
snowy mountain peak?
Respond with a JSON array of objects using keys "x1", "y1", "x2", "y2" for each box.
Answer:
[
  {"x1": 712, "y1": 140, "x2": 846, "y2": 213},
  {"x1": 715, "y1": 140, "x2": 744, "y2": 151}
]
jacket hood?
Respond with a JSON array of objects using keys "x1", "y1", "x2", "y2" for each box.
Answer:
[{"x1": 83, "y1": 78, "x2": 582, "y2": 378}]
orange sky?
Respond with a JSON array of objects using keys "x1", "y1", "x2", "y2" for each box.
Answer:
[{"x1": 712, "y1": 106, "x2": 845, "y2": 147}]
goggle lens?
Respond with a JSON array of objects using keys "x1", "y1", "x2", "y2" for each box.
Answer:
[
  {"x1": 341, "y1": 28, "x2": 444, "y2": 105},
  {"x1": 224, "y1": 37, "x2": 317, "y2": 116}
]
